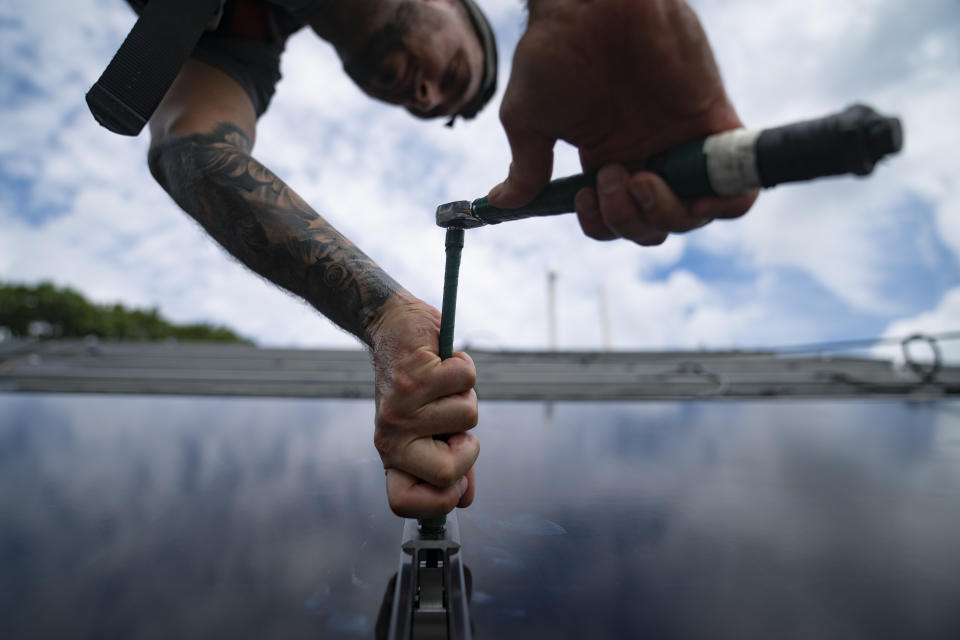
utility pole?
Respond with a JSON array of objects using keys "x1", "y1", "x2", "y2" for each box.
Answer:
[
  {"x1": 599, "y1": 285, "x2": 612, "y2": 351},
  {"x1": 547, "y1": 269, "x2": 558, "y2": 351}
]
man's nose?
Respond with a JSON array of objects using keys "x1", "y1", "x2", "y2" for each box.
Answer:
[{"x1": 412, "y1": 77, "x2": 442, "y2": 111}]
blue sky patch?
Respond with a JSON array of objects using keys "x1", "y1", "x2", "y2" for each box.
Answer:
[
  {"x1": 866, "y1": 192, "x2": 960, "y2": 314},
  {"x1": 0, "y1": 161, "x2": 73, "y2": 227}
]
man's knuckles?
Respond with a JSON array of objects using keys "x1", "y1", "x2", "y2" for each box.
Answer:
[
  {"x1": 372, "y1": 428, "x2": 399, "y2": 462},
  {"x1": 450, "y1": 354, "x2": 478, "y2": 389},
  {"x1": 425, "y1": 456, "x2": 461, "y2": 489},
  {"x1": 380, "y1": 357, "x2": 437, "y2": 405},
  {"x1": 419, "y1": 438, "x2": 478, "y2": 488},
  {"x1": 386, "y1": 492, "x2": 411, "y2": 517},
  {"x1": 388, "y1": 367, "x2": 425, "y2": 400},
  {"x1": 460, "y1": 397, "x2": 479, "y2": 430}
]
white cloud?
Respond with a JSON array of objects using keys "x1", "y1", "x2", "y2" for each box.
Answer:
[{"x1": 693, "y1": 0, "x2": 960, "y2": 307}]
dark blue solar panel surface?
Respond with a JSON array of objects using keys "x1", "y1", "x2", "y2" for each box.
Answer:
[{"x1": 1, "y1": 395, "x2": 959, "y2": 639}]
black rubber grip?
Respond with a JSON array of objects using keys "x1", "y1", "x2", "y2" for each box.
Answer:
[
  {"x1": 86, "y1": 0, "x2": 221, "y2": 136},
  {"x1": 756, "y1": 104, "x2": 903, "y2": 188}
]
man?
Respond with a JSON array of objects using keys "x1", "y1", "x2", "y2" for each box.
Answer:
[
  {"x1": 141, "y1": 0, "x2": 494, "y2": 520},
  {"x1": 133, "y1": 0, "x2": 754, "y2": 520}
]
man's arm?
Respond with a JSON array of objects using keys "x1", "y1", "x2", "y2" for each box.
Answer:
[
  {"x1": 489, "y1": 0, "x2": 756, "y2": 245},
  {"x1": 149, "y1": 120, "x2": 401, "y2": 340},
  {"x1": 147, "y1": 60, "x2": 478, "y2": 517}
]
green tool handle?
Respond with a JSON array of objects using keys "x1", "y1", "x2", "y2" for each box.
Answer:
[
  {"x1": 418, "y1": 227, "x2": 465, "y2": 533},
  {"x1": 467, "y1": 104, "x2": 902, "y2": 226},
  {"x1": 438, "y1": 228, "x2": 464, "y2": 360}
]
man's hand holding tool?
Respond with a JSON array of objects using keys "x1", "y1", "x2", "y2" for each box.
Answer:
[
  {"x1": 491, "y1": 0, "x2": 757, "y2": 244},
  {"x1": 368, "y1": 294, "x2": 478, "y2": 519},
  {"x1": 439, "y1": 105, "x2": 902, "y2": 230}
]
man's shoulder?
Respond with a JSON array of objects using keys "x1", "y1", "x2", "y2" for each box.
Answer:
[
  {"x1": 214, "y1": 0, "x2": 306, "y2": 43},
  {"x1": 195, "y1": 0, "x2": 308, "y2": 116}
]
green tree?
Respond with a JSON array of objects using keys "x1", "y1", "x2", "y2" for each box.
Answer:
[{"x1": 0, "y1": 280, "x2": 252, "y2": 344}]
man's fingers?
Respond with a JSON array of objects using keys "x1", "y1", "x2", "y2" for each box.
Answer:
[
  {"x1": 385, "y1": 467, "x2": 472, "y2": 519},
  {"x1": 690, "y1": 190, "x2": 758, "y2": 220},
  {"x1": 626, "y1": 171, "x2": 710, "y2": 234},
  {"x1": 397, "y1": 431, "x2": 480, "y2": 489},
  {"x1": 377, "y1": 350, "x2": 478, "y2": 437},
  {"x1": 416, "y1": 351, "x2": 477, "y2": 404},
  {"x1": 384, "y1": 349, "x2": 476, "y2": 415},
  {"x1": 457, "y1": 466, "x2": 476, "y2": 509},
  {"x1": 574, "y1": 165, "x2": 760, "y2": 245},
  {"x1": 488, "y1": 120, "x2": 555, "y2": 209},
  {"x1": 375, "y1": 386, "x2": 478, "y2": 460},
  {"x1": 412, "y1": 388, "x2": 479, "y2": 438},
  {"x1": 634, "y1": 171, "x2": 756, "y2": 227},
  {"x1": 574, "y1": 187, "x2": 618, "y2": 240},
  {"x1": 594, "y1": 165, "x2": 668, "y2": 246}
]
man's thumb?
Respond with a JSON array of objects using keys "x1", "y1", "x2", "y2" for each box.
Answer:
[{"x1": 487, "y1": 130, "x2": 555, "y2": 209}]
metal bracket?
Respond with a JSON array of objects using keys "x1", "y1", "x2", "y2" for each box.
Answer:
[{"x1": 387, "y1": 513, "x2": 472, "y2": 640}]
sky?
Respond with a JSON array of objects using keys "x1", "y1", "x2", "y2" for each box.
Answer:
[{"x1": 1, "y1": 0, "x2": 958, "y2": 364}]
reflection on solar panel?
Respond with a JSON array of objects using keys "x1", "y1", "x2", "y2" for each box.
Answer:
[
  {"x1": 1, "y1": 394, "x2": 959, "y2": 639},
  {"x1": 2, "y1": 340, "x2": 959, "y2": 639}
]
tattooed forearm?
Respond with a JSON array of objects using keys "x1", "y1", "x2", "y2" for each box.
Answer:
[{"x1": 148, "y1": 123, "x2": 403, "y2": 343}]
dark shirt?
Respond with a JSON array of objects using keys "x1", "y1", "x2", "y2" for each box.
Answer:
[{"x1": 126, "y1": 0, "x2": 306, "y2": 116}]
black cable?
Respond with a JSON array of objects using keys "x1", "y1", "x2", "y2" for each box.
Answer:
[
  {"x1": 766, "y1": 330, "x2": 960, "y2": 357},
  {"x1": 901, "y1": 334, "x2": 942, "y2": 384}
]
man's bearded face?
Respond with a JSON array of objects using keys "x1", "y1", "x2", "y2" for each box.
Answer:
[{"x1": 344, "y1": 0, "x2": 484, "y2": 119}]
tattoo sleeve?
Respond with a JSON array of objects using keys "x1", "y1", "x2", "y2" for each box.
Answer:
[{"x1": 147, "y1": 123, "x2": 404, "y2": 345}]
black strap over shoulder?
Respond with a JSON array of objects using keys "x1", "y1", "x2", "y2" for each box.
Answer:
[{"x1": 86, "y1": 0, "x2": 223, "y2": 136}]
